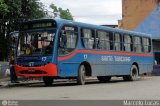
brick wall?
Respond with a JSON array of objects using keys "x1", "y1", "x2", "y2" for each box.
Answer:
[{"x1": 119, "y1": 0, "x2": 159, "y2": 30}]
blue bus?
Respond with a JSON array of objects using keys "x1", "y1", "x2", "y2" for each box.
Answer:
[{"x1": 14, "y1": 19, "x2": 153, "y2": 86}]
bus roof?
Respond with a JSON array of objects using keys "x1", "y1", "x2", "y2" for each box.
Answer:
[{"x1": 22, "y1": 18, "x2": 151, "y2": 38}]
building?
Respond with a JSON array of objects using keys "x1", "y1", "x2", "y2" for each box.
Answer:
[{"x1": 119, "y1": 0, "x2": 160, "y2": 66}]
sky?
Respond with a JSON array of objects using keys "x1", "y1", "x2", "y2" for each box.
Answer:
[{"x1": 40, "y1": 0, "x2": 122, "y2": 25}]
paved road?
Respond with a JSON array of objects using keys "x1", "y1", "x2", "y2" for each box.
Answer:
[{"x1": 0, "y1": 76, "x2": 160, "y2": 100}]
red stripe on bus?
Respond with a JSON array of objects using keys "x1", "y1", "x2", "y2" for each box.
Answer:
[{"x1": 58, "y1": 50, "x2": 153, "y2": 61}]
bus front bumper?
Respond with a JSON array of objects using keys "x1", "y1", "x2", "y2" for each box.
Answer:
[{"x1": 15, "y1": 63, "x2": 57, "y2": 77}]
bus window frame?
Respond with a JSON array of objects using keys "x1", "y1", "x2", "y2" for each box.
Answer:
[
  {"x1": 114, "y1": 32, "x2": 123, "y2": 51},
  {"x1": 142, "y1": 37, "x2": 152, "y2": 53},
  {"x1": 133, "y1": 35, "x2": 143, "y2": 53},
  {"x1": 58, "y1": 24, "x2": 78, "y2": 56},
  {"x1": 96, "y1": 29, "x2": 113, "y2": 51},
  {"x1": 80, "y1": 27, "x2": 96, "y2": 49},
  {"x1": 123, "y1": 34, "x2": 133, "y2": 52}
]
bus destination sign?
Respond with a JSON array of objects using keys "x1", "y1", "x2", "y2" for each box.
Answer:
[
  {"x1": 32, "y1": 22, "x2": 53, "y2": 28},
  {"x1": 20, "y1": 21, "x2": 56, "y2": 30}
]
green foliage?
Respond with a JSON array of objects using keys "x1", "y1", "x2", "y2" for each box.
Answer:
[
  {"x1": 0, "y1": 0, "x2": 9, "y2": 14},
  {"x1": 20, "y1": 0, "x2": 47, "y2": 19},
  {"x1": 0, "y1": 0, "x2": 47, "y2": 61},
  {"x1": 50, "y1": 4, "x2": 59, "y2": 17},
  {"x1": 50, "y1": 3, "x2": 73, "y2": 20},
  {"x1": 0, "y1": 1, "x2": 73, "y2": 60}
]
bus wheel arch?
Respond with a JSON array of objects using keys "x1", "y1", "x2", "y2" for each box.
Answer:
[
  {"x1": 80, "y1": 61, "x2": 92, "y2": 76},
  {"x1": 123, "y1": 62, "x2": 139, "y2": 81},
  {"x1": 77, "y1": 61, "x2": 92, "y2": 85},
  {"x1": 132, "y1": 62, "x2": 139, "y2": 75}
]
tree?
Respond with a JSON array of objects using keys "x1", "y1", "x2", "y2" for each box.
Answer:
[
  {"x1": 0, "y1": 0, "x2": 9, "y2": 14},
  {"x1": 0, "y1": 0, "x2": 47, "y2": 61},
  {"x1": 50, "y1": 4, "x2": 73, "y2": 20}
]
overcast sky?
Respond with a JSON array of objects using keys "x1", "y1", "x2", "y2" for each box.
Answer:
[{"x1": 40, "y1": 0, "x2": 122, "y2": 25}]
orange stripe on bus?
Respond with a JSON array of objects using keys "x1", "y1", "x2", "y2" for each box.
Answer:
[{"x1": 58, "y1": 50, "x2": 153, "y2": 61}]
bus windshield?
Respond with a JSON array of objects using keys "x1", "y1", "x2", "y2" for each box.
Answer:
[{"x1": 17, "y1": 30, "x2": 56, "y2": 56}]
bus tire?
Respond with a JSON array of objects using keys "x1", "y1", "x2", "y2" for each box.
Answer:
[
  {"x1": 97, "y1": 76, "x2": 111, "y2": 82},
  {"x1": 43, "y1": 76, "x2": 54, "y2": 86},
  {"x1": 123, "y1": 65, "x2": 139, "y2": 81},
  {"x1": 77, "y1": 65, "x2": 86, "y2": 85}
]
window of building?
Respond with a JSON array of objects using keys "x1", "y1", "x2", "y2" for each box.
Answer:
[
  {"x1": 58, "y1": 25, "x2": 78, "y2": 55},
  {"x1": 97, "y1": 31, "x2": 110, "y2": 50},
  {"x1": 142, "y1": 37, "x2": 151, "y2": 53},
  {"x1": 81, "y1": 28, "x2": 95, "y2": 49},
  {"x1": 124, "y1": 35, "x2": 132, "y2": 52},
  {"x1": 133, "y1": 36, "x2": 142, "y2": 52},
  {"x1": 114, "y1": 33, "x2": 122, "y2": 51}
]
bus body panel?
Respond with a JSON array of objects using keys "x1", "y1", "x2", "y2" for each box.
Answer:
[
  {"x1": 14, "y1": 19, "x2": 153, "y2": 78},
  {"x1": 57, "y1": 49, "x2": 153, "y2": 77}
]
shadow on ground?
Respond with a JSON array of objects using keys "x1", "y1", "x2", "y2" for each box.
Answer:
[{"x1": 0, "y1": 76, "x2": 150, "y2": 88}]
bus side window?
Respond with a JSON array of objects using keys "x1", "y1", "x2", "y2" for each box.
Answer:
[
  {"x1": 114, "y1": 33, "x2": 122, "y2": 51},
  {"x1": 148, "y1": 38, "x2": 152, "y2": 52},
  {"x1": 81, "y1": 28, "x2": 95, "y2": 49},
  {"x1": 133, "y1": 36, "x2": 142, "y2": 52},
  {"x1": 58, "y1": 25, "x2": 78, "y2": 55},
  {"x1": 109, "y1": 32, "x2": 114, "y2": 50},
  {"x1": 97, "y1": 31, "x2": 110, "y2": 50},
  {"x1": 124, "y1": 35, "x2": 132, "y2": 52},
  {"x1": 142, "y1": 37, "x2": 151, "y2": 53}
]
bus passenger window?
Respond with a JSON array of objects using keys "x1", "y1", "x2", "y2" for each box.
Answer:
[
  {"x1": 114, "y1": 33, "x2": 121, "y2": 51},
  {"x1": 58, "y1": 26, "x2": 77, "y2": 55},
  {"x1": 124, "y1": 35, "x2": 132, "y2": 52},
  {"x1": 81, "y1": 29, "x2": 95, "y2": 49},
  {"x1": 97, "y1": 31, "x2": 110, "y2": 50},
  {"x1": 133, "y1": 36, "x2": 142, "y2": 52},
  {"x1": 109, "y1": 33, "x2": 114, "y2": 50},
  {"x1": 142, "y1": 38, "x2": 151, "y2": 53}
]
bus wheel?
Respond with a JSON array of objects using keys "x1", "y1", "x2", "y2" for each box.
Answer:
[
  {"x1": 77, "y1": 65, "x2": 86, "y2": 85},
  {"x1": 43, "y1": 76, "x2": 54, "y2": 86},
  {"x1": 123, "y1": 65, "x2": 139, "y2": 81},
  {"x1": 97, "y1": 76, "x2": 111, "y2": 82}
]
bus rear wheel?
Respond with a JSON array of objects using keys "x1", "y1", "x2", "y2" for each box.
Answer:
[
  {"x1": 97, "y1": 76, "x2": 111, "y2": 82},
  {"x1": 43, "y1": 76, "x2": 54, "y2": 86},
  {"x1": 123, "y1": 65, "x2": 139, "y2": 81},
  {"x1": 77, "y1": 65, "x2": 86, "y2": 85}
]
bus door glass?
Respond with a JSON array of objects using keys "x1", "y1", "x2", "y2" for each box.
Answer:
[
  {"x1": 58, "y1": 25, "x2": 78, "y2": 55},
  {"x1": 57, "y1": 25, "x2": 78, "y2": 76}
]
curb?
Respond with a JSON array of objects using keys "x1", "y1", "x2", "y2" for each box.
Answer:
[
  {"x1": 0, "y1": 81, "x2": 43, "y2": 88},
  {"x1": 0, "y1": 77, "x2": 10, "y2": 86}
]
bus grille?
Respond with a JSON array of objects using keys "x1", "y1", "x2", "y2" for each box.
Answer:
[
  {"x1": 20, "y1": 70, "x2": 47, "y2": 74},
  {"x1": 18, "y1": 64, "x2": 47, "y2": 67}
]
